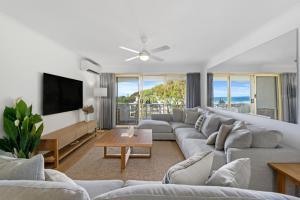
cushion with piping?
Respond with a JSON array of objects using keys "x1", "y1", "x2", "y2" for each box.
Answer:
[
  {"x1": 172, "y1": 108, "x2": 184, "y2": 122},
  {"x1": 206, "y1": 158, "x2": 251, "y2": 189},
  {"x1": 0, "y1": 154, "x2": 45, "y2": 181},
  {"x1": 184, "y1": 111, "x2": 201, "y2": 125},
  {"x1": 224, "y1": 128, "x2": 252, "y2": 150},
  {"x1": 200, "y1": 113, "x2": 221, "y2": 137},
  {"x1": 162, "y1": 151, "x2": 214, "y2": 185}
]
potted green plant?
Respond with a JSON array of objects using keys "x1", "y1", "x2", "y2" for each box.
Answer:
[{"x1": 0, "y1": 98, "x2": 44, "y2": 158}]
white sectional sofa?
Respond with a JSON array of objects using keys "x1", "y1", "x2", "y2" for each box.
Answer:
[
  {"x1": 137, "y1": 107, "x2": 300, "y2": 194},
  {"x1": 1, "y1": 179, "x2": 299, "y2": 200}
]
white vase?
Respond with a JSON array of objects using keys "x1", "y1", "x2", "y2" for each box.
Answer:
[{"x1": 84, "y1": 114, "x2": 89, "y2": 122}]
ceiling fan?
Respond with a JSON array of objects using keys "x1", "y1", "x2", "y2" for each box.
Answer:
[{"x1": 119, "y1": 36, "x2": 170, "y2": 62}]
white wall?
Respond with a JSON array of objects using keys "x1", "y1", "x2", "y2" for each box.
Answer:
[
  {"x1": 204, "y1": 4, "x2": 300, "y2": 149},
  {"x1": 0, "y1": 13, "x2": 98, "y2": 136}
]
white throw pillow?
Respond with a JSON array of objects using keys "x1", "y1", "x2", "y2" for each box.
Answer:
[
  {"x1": 45, "y1": 169, "x2": 76, "y2": 186},
  {"x1": 206, "y1": 131, "x2": 218, "y2": 145},
  {"x1": 162, "y1": 151, "x2": 214, "y2": 185},
  {"x1": 184, "y1": 111, "x2": 201, "y2": 124},
  {"x1": 0, "y1": 154, "x2": 45, "y2": 180},
  {"x1": 206, "y1": 158, "x2": 251, "y2": 189}
]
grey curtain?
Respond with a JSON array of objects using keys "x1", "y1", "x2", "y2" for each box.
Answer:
[
  {"x1": 99, "y1": 73, "x2": 116, "y2": 129},
  {"x1": 207, "y1": 73, "x2": 214, "y2": 107},
  {"x1": 186, "y1": 73, "x2": 201, "y2": 108},
  {"x1": 281, "y1": 73, "x2": 297, "y2": 123}
]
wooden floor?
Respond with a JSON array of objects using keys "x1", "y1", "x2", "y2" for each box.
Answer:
[{"x1": 54, "y1": 130, "x2": 184, "y2": 181}]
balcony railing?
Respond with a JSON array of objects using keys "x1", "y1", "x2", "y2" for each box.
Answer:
[{"x1": 116, "y1": 103, "x2": 184, "y2": 125}]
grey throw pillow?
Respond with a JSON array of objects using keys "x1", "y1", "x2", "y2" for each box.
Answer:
[
  {"x1": 224, "y1": 128, "x2": 252, "y2": 150},
  {"x1": 206, "y1": 132, "x2": 218, "y2": 145},
  {"x1": 215, "y1": 124, "x2": 233, "y2": 150},
  {"x1": 0, "y1": 154, "x2": 45, "y2": 180},
  {"x1": 195, "y1": 115, "x2": 206, "y2": 132},
  {"x1": 184, "y1": 111, "x2": 201, "y2": 125},
  {"x1": 163, "y1": 151, "x2": 214, "y2": 185},
  {"x1": 206, "y1": 158, "x2": 251, "y2": 189},
  {"x1": 201, "y1": 114, "x2": 221, "y2": 137},
  {"x1": 173, "y1": 108, "x2": 184, "y2": 122}
]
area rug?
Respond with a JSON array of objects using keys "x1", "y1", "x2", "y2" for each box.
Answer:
[{"x1": 65, "y1": 141, "x2": 184, "y2": 181}]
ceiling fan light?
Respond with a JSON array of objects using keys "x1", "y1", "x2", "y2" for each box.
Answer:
[{"x1": 139, "y1": 54, "x2": 149, "y2": 61}]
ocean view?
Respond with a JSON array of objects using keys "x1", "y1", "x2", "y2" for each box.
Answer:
[{"x1": 214, "y1": 96, "x2": 250, "y2": 104}]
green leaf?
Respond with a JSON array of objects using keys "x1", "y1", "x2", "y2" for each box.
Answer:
[
  {"x1": 3, "y1": 107, "x2": 16, "y2": 121},
  {"x1": 0, "y1": 137, "x2": 13, "y2": 153},
  {"x1": 3, "y1": 117, "x2": 18, "y2": 143},
  {"x1": 30, "y1": 114, "x2": 43, "y2": 124},
  {"x1": 16, "y1": 100, "x2": 27, "y2": 120}
]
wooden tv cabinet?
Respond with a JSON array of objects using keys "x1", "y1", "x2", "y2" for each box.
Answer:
[{"x1": 38, "y1": 120, "x2": 97, "y2": 168}]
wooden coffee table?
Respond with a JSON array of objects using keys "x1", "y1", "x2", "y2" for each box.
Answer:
[{"x1": 95, "y1": 129, "x2": 152, "y2": 170}]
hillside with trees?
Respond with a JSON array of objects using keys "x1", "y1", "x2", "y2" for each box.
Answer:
[{"x1": 117, "y1": 80, "x2": 185, "y2": 106}]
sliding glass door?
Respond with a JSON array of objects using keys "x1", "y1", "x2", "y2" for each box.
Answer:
[
  {"x1": 116, "y1": 77, "x2": 139, "y2": 125},
  {"x1": 116, "y1": 74, "x2": 186, "y2": 125}
]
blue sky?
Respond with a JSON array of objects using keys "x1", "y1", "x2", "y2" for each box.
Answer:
[
  {"x1": 118, "y1": 80, "x2": 164, "y2": 96},
  {"x1": 213, "y1": 80, "x2": 250, "y2": 97}
]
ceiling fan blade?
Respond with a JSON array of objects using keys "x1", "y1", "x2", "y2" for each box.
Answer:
[
  {"x1": 125, "y1": 56, "x2": 139, "y2": 62},
  {"x1": 151, "y1": 55, "x2": 164, "y2": 62},
  {"x1": 150, "y1": 45, "x2": 170, "y2": 53},
  {"x1": 119, "y1": 46, "x2": 139, "y2": 54}
]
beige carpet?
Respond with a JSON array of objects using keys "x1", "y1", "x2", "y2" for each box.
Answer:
[{"x1": 65, "y1": 141, "x2": 184, "y2": 181}]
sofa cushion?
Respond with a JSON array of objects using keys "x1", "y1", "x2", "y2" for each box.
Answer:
[
  {"x1": 0, "y1": 180, "x2": 90, "y2": 200},
  {"x1": 124, "y1": 180, "x2": 161, "y2": 187},
  {"x1": 184, "y1": 111, "x2": 201, "y2": 124},
  {"x1": 215, "y1": 124, "x2": 233, "y2": 150},
  {"x1": 206, "y1": 158, "x2": 251, "y2": 189},
  {"x1": 194, "y1": 115, "x2": 206, "y2": 132},
  {"x1": 172, "y1": 108, "x2": 184, "y2": 122},
  {"x1": 170, "y1": 122, "x2": 194, "y2": 130},
  {"x1": 246, "y1": 124, "x2": 283, "y2": 148},
  {"x1": 216, "y1": 115, "x2": 236, "y2": 125},
  {"x1": 206, "y1": 131, "x2": 218, "y2": 145},
  {"x1": 224, "y1": 128, "x2": 252, "y2": 151},
  {"x1": 201, "y1": 113, "x2": 221, "y2": 137},
  {"x1": 162, "y1": 151, "x2": 214, "y2": 185},
  {"x1": 0, "y1": 154, "x2": 45, "y2": 181},
  {"x1": 94, "y1": 184, "x2": 295, "y2": 200},
  {"x1": 75, "y1": 180, "x2": 124, "y2": 199},
  {"x1": 138, "y1": 120, "x2": 172, "y2": 133},
  {"x1": 45, "y1": 169, "x2": 76, "y2": 186},
  {"x1": 175, "y1": 128, "x2": 206, "y2": 148},
  {"x1": 181, "y1": 139, "x2": 226, "y2": 172},
  {"x1": 151, "y1": 114, "x2": 173, "y2": 122}
]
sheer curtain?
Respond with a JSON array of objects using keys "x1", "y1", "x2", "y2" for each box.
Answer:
[
  {"x1": 280, "y1": 73, "x2": 297, "y2": 123},
  {"x1": 186, "y1": 73, "x2": 201, "y2": 108},
  {"x1": 99, "y1": 73, "x2": 116, "y2": 129},
  {"x1": 207, "y1": 73, "x2": 214, "y2": 107}
]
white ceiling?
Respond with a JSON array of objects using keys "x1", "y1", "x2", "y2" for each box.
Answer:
[
  {"x1": 0, "y1": 0, "x2": 299, "y2": 72},
  {"x1": 209, "y1": 29, "x2": 298, "y2": 73}
]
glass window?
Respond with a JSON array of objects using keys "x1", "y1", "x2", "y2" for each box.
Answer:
[
  {"x1": 230, "y1": 76, "x2": 251, "y2": 113},
  {"x1": 213, "y1": 76, "x2": 229, "y2": 109}
]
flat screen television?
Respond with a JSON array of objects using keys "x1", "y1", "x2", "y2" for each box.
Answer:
[{"x1": 43, "y1": 73, "x2": 83, "y2": 115}]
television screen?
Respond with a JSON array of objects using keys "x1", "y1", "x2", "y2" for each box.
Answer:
[{"x1": 43, "y1": 73, "x2": 83, "y2": 115}]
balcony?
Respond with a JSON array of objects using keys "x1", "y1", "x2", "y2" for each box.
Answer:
[{"x1": 116, "y1": 103, "x2": 184, "y2": 125}]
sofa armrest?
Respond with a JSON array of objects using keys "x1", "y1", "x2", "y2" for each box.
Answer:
[
  {"x1": 227, "y1": 146, "x2": 300, "y2": 193},
  {"x1": 151, "y1": 114, "x2": 173, "y2": 122},
  {"x1": 0, "y1": 180, "x2": 90, "y2": 200}
]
